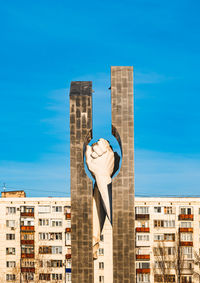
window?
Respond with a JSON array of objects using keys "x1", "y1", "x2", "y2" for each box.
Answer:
[
  {"x1": 21, "y1": 245, "x2": 34, "y2": 254},
  {"x1": 164, "y1": 233, "x2": 175, "y2": 241},
  {"x1": 22, "y1": 273, "x2": 34, "y2": 281},
  {"x1": 21, "y1": 260, "x2": 34, "y2": 267},
  {"x1": 6, "y1": 234, "x2": 15, "y2": 240},
  {"x1": 181, "y1": 222, "x2": 192, "y2": 228},
  {"x1": 39, "y1": 274, "x2": 50, "y2": 280},
  {"x1": 66, "y1": 260, "x2": 71, "y2": 268},
  {"x1": 137, "y1": 221, "x2": 149, "y2": 228},
  {"x1": 52, "y1": 246, "x2": 62, "y2": 254},
  {"x1": 39, "y1": 219, "x2": 49, "y2": 226},
  {"x1": 66, "y1": 273, "x2": 71, "y2": 282},
  {"x1": 39, "y1": 233, "x2": 49, "y2": 240},
  {"x1": 6, "y1": 274, "x2": 16, "y2": 281},
  {"x1": 6, "y1": 248, "x2": 15, "y2": 255},
  {"x1": 136, "y1": 262, "x2": 150, "y2": 269},
  {"x1": 21, "y1": 233, "x2": 34, "y2": 240},
  {"x1": 154, "y1": 220, "x2": 175, "y2": 228},
  {"x1": 99, "y1": 248, "x2": 104, "y2": 255},
  {"x1": 154, "y1": 274, "x2": 175, "y2": 282},
  {"x1": 164, "y1": 206, "x2": 175, "y2": 214},
  {"x1": 6, "y1": 220, "x2": 15, "y2": 228},
  {"x1": 39, "y1": 246, "x2": 52, "y2": 254},
  {"x1": 137, "y1": 234, "x2": 149, "y2": 241},
  {"x1": 99, "y1": 276, "x2": 104, "y2": 282},
  {"x1": 180, "y1": 207, "x2": 192, "y2": 215},
  {"x1": 47, "y1": 260, "x2": 62, "y2": 268},
  {"x1": 99, "y1": 262, "x2": 104, "y2": 269},
  {"x1": 52, "y1": 206, "x2": 62, "y2": 212},
  {"x1": 154, "y1": 247, "x2": 175, "y2": 256},
  {"x1": 181, "y1": 276, "x2": 192, "y2": 283},
  {"x1": 38, "y1": 206, "x2": 50, "y2": 213},
  {"x1": 21, "y1": 206, "x2": 34, "y2": 213},
  {"x1": 182, "y1": 247, "x2": 193, "y2": 259},
  {"x1": 135, "y1": 207, "x2": 149, "y2": 214},
  {"x1": 52, "y1": 274, "x2": 62, "y2": 280},
  {"x1": 21, "y1": 218, "x2": 34, "y2": 226},
  {"x1": 154, "y1": 207, "x2": 162, "y2": 213},
  {"x1": 66, "y1": 220, "x2": 71, "y2": 228},
  {"x1": 154, "y1": 234, "x2": 164, "y2": 241},
  {"x1": 154, "y1": 261, "x2": 174, "y2": 269},
  {"x1": 50, "y1": 232, "x2": 62, "y2": 240},
  {"x1": 137, "y1": 274, "x2": 150, "y2": 282},
  {"x1": 181, "y1": 233, "x2": 193, "y2": 241},
  {"x1": 51, "y1": 219, "x2": 62, "y2": 227},
  {"x1": 6, "y1": 207, "x2": 16, "y2": 214},
  {"x1": 6, "y1": 261, "x2": 16, "y2": 268},
  {"x1": 65, "y1": 233, "x2": 71, "y2": 245}
]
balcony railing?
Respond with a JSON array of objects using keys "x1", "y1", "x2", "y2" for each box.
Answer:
[
  {"x1": 180, "y1": 241, "x2": 193, "y2": 246},
  {"x1": 136, "y1": 255, "x2": 150, "y2": 260},
  {"x1": 21, "y1": 267, "x2": 35, "y2": 273},
  {"x1": 21, "y1": 212, "x2": 34, "y2": 217},
  {"x1": 135, "y1": 214, "x2": 150, "y2": 220},
  {"x1": 66, "y1": 254, "x2": 71, "y2": 259},
  {"x1": 136, "y1": 268, "x2": 150, "y2": 274},
  {"x1": 179, "y1": 228, "x2": 193, "y2": 233},
  {"x1": 21, "y1": 226, "x2": 34, "y2": 231},
  {"x1": 21, "y1": 253, "x2": 34, "y2": 258},
  {"x1": 21, "y1": 240, "x2": 34, "y2": 245},
  {"x1": 136, "y1": 227, "x2": 150, "y2": 233},
  {"x1": 179, "y1": 214, "x2": 193, "y2": 221},
  {"x1": 65, "y1": 213, "x2": 71, "y2": 220}
]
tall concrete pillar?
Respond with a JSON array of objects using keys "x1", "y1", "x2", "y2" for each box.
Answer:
[
  {"x1": 70, "y1": 81, "x2": 94, "y2": 283},
  {"x1": 111, "y1": 66, "x2": 135, "y2": 282}
]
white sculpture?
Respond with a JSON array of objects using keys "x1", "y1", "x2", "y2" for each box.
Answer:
[{"x1": 86, "y1": 138, "x2": 116, "y2": 259}]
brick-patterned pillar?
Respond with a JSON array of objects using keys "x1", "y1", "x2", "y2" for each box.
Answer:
[
  {"x1": 111, "y1": 67, "x2": 135, "y2": 282},
  {"x1": 70, "y1": 82, "x2": 94, "y2": 283}
]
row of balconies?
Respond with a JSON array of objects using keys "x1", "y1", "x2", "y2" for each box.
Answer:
[
  {"x1": 20, "y1": 212, "x2": 71, "y2": 218},
  {"x1": 136, "y1": 214, "x2": 194, "y2": 220},
  {"x1": 136, "y1": 228, "x2": 193, "y2": 233}
]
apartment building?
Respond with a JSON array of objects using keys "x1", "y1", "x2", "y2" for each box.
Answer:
[
  {"x1": 95, "y1": 197, "x2": 200, "y2": 283},
  {"x1": 1, "y1": 192, "x2": 200, "y2": 282},
  {"x1": 0, "y1": 191, "x2": 71, "y2": 282}
]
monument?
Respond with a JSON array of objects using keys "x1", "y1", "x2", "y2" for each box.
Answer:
[{"x1": 70, "y1": 66, "x2": 135, "y2": 282}]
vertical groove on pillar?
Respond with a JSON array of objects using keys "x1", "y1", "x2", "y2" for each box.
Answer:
[
  {"x1": 111, "y1": 67, "x2": 135, "y2": 283},
  {"x1": 70, "y1": 81, "x2": 94, "y2": 283}
]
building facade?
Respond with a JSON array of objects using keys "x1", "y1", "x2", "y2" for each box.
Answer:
[
  {"x1": 1, "y1": 192, "x2": 200, "y2": 282},
  {"x1": 0, "y1": 192, "x2": 71, "y2": 282}
]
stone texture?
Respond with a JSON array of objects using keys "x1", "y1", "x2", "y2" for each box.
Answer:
[
  {"x1": 70, "y1": 81, "x2": 94, "y2": 283},
  {"x1": 111, "y1": 67, "x2": 135, "y2": 282}
]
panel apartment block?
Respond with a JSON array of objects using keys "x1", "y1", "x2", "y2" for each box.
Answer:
[
  {"x1": 111, "y1": 66, "x2": 135, "y2": 282},
  {"x1": 70, "y1": 82, "x2": 94, "y2": 283}
]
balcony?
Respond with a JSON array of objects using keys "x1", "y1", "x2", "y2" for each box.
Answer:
[
  {"x1": 21, "y1": 226, "x2": 34, "y2": 231},
  {"x1": 179, "y1": 228, "x2": 193, "y2": 233},
  {"x1": 21, "y1": 253, "x2": 34, "y2": 258},
  {"x1": 179, "y1": 214, "x2": 193, "y2": 221},
  {"x1": 136, "y1": 255, "x2": 150, "y2": 260},
  {"x1": 65, "y1": 213, "x2": 71, "y2": 220},
  {"x1": 135, "y1": 214, "x2": 149, "y2": 220},
  {"x1": 180, "y1": 241, "x2": 193, "y2": 246},
  {"x1": 136, "y1": 227, "x2": 150, "y2": 233},
  {"x1": 21, "y1": 212, "x2": 34, "y2": 217},
  {"x1": 21, "y1": 267, "x2": 35, "y2": 273},
  {"x1": 136, "y1": 268, "x2": 150, "y2": 274},
  {"x1": 66, "y1": 254, "x2": 71, "y2": 259},
  {"x1": 66, "y1": 228, "x2": 71, "y2": 233},
  {"x1": 21, "y1": 240, "x2": 34, "y2": 245}
]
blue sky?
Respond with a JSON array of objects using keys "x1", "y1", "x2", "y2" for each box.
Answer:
[{"x1": 0, "y1": 0, "x2": 200, "y2": 197}]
